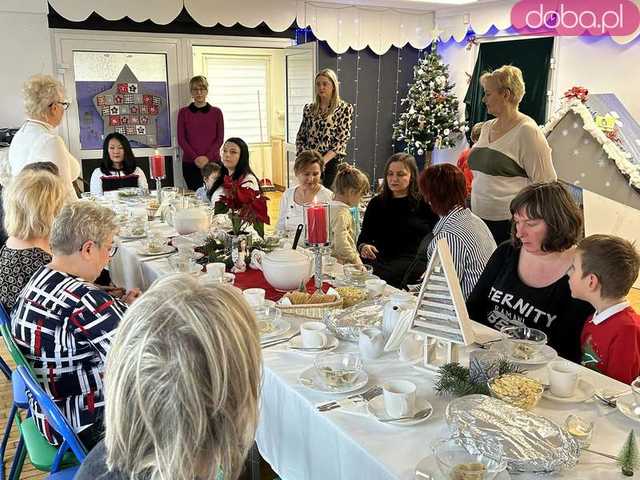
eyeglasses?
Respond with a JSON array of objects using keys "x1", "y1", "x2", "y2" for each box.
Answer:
[
  {"x1": 49, "y1": 101, "x2": 70, "y2": 110},
  {"x1": 79, "y1": 240, "x2": 118, "y2": 257}
]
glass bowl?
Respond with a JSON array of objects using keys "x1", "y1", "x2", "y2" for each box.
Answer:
[
  {"x1": 343, "y1": 264, "x2": 373, "y2": 285},
  {"x1": 501, "y1": 326, "x2": 547, "y2": 361},
  {"x1": 433, "y1": 436, "x2": 507, "y2": 480},
  {"x1": 313, "y1": 353, "x2": 363, "y2": 389},
  {"x1": 487, "y1": 373, "x2": 544, "y2": 410},
  {"x1": 168, "y1": 255, "x2": 201, "y2": 275}
]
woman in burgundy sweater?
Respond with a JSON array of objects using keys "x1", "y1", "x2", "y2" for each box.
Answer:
[{"x1": 177, "y1": 75, "x2": 224, "y2": 190}]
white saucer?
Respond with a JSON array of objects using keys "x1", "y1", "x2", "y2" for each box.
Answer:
[
  {"x1": 367, "y1": 396, "x2": 433, "y2": 426},
  {"x1": 542, "y1": 378, "x2": 595, "y2": 403},
  {"x1": 119, "y1": 232, "x2": 146, "y2": 240},
  {"x1": 617, "y1": 394, "x2": 640, "y2": 423},
  {"x1": 136, "y1": 245, "x2": 175, "y2": 256},
  {"x1": 288, "y1": 336, "x2": 339, "y2": 354},
  {"x1": 414, "y1": 456, "x2": 511, "y2": 480},
  {"x1": 489, "y1": 342, "x2": 558, "y2": 365},
  {"x1": 298, "y1": 365, "x2": 368, "y2": 394},
  {"x1": 259, "y1": 317, "x2": 291, "y2": 340}
]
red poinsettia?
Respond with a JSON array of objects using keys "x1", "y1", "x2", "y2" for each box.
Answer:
[
  {"x1": 214, "y1": 176, "x2": 270, "y2": 237},
  {"x1": 564, "y1": 86, "x2": 589, "y2": 103}
]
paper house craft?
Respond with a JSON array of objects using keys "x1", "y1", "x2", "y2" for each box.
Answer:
[
  {"x1": 543, "y1": 93, "x2": 640, "y2": 211},
  {"x1": 410, "y1": 238, "x2": 475, "y2": 370}
]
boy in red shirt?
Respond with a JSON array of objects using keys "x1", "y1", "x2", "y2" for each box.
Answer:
[{"x1": 567, "y1": 234, "x2": 640, "y2": 384}]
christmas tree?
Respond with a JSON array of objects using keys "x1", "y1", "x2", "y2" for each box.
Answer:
[
  {"x1": 617, "y1": 430, "x2": 639, "y2": 476},
  {"x1": 392, "y1": 44, "x2": 466, "y2": 163}
]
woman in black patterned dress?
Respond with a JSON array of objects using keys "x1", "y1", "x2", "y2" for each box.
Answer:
[
  {"x1": 296, "y1": 69, "x2": 353, "y2": 190},
  {"x1": 0, "y1": 167, "x2": 65, "y2": 311}
]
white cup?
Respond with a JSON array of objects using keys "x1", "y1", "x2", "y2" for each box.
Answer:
[
  {"x1": 365, "y1": 278, "x2": 387, "y2": 298},
  {"x1": 383, "y1": 380, "x2": 416, "y2": 418},
  {"x1": 243, "y1": 288, "x2": 266, "y2": 308},
  {"x1": 548, "y1": 360, "x2": 579, "y2": 398},
  {"x1": 206, "y1": 262, "x2": 226, "y2": 283},
  {"x1": 300, "y1": 321, "x2": 328, "y2": 348}
]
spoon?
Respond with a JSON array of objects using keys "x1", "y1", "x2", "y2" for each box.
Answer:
[{"x1": 378, "y1": 407, "x2": 432, "y2": 423}]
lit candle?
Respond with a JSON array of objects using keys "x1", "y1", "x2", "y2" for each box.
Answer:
[
  {"x1": 306, "y1": 203, "x2": 328, "y2": 245},
  {"x1": 150, "y1": 151, "x2": 165, "y2": 179}
]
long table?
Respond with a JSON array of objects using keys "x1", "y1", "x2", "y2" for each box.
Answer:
[{"x1": 111, "y1": 233, "x2": 636, "y2": 480}]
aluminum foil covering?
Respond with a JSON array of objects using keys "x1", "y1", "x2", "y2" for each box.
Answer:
[
  {"x1": 445, "y1": 394, "x2": 580, "y2": 473},
  {"x1": 323, "y1": 298, "x2": 385, "y2": 342}
]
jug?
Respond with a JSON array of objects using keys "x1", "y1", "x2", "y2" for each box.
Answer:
[
  {"x1": 382, "y1": 292, "x2": 414, "y2": 339},
  {"x1": 358, "y1": 328, "x2": 385, "y2": 360}
]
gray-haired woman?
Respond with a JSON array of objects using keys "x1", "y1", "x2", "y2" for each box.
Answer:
[
  {"x1": 8, "y1": 74, "x2": 80, "y2": 202},
  {"x1": 11, "y1": 201, "x2": 140, "y2": 448},
  {"x1": 75, "y1": 274, "x2": 261, "y2": 480}
]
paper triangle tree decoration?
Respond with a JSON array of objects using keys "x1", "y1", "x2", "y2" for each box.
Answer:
[{"x1": 410, "y1": 238, "x2": 476, "y2": 370}]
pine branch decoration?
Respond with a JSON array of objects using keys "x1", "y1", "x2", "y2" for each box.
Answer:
[
  {"x1": 618, "y1": 431, "x2": 639, "y2": 476},
  {"x1": 434, "y1": 360, "x2": 523, "y2": 397}
]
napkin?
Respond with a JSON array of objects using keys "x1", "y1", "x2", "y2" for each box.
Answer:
[{"x1": 316, "y1": 398, "x2": 370, "y2": 418}]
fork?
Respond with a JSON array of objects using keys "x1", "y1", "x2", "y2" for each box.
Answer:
[
  {"x1": 261, "y1": 332, "x2": 301, "y2": 349},
  {"x1": 593, "y1": 390, "x2": 629, "y2": 408},
  {"x1": 317, "y1": 386, "x2": 383, "y2": 412}
]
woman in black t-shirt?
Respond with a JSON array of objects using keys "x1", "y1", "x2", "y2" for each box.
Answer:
[
  {"x1": 466, "y1": 182, "x2": 593, "y2": 362},
  {"x1": 357, "y1": 153, "x2": 437, "y2": 287}
]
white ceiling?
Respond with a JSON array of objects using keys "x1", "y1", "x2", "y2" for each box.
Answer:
[{"x1": 308, "y1": 0, "x2": 505, "y2": 12}]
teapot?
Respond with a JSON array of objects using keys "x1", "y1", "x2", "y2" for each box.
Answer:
[
  {"x1": 164, "y1": 197, "x2": 210, "y2": 235},
  {"x1": 382, "y1": 292, "x2": 414, "y2": 340},
  {"x1": 258, "y1": 248, "x2": 313, "y2": 291},
  {"x1": 358, "y1": 327, "x2": 385, "y2": 360}
]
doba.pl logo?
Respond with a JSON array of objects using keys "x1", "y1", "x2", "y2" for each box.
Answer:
[{"x1": 511, "y1": 0, "x2": 640, "y2": 36}]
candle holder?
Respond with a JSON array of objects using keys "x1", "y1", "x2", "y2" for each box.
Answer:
[
  {"x1": 303, "y1": 202, "x2": 330, "y2": 290},
  {"x1": 149, "y1": 150, "x2": 165, "y2": 205}
]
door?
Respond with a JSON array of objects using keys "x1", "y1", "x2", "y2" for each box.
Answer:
[
  {"x1": 53, "y1": 32, "x2": 181, "y2": 187},
  {"x1": 284, "y1": 42, "x2": 317, "y2": 188}
]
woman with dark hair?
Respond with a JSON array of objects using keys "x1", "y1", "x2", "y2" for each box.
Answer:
[
  {"x1": 90, "y1": 133, "x2": 148, "y2": 195},
  {"x1": 466, "y1": 181, "x2": 594, "y2": 362},
  {"x1": 404, "y1": 164, "x2": 496, "y2": 298},
  {"x1": 357, "y1": 153, "x2": 437, "y2": 287},
  {"x1": 208, "y1": 137, "x2": 261, "y2": 205},
  {"x1": 178, "y1": 75, "x2": 224, "y2": 191}
]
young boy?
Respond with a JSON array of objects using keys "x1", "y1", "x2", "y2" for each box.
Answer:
[
  {"x1": 567, "y1": 234, "x2": 640, "y2": 384},
  {"x1": 195, "y1": 162, "x2": 221, "y2": 203}
]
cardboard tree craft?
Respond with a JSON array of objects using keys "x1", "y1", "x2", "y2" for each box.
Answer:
[
  {"x1": 92, "y1": 64, "x2": 163, "y2": 147},
  {"x1": 409, "y1": 238, "x2": 475, "y2": 370}
]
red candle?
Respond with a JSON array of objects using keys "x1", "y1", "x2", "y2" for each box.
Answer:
[
  {"x1": 150, "y1": 153, "x2": 165, "y2": 179},
  {"x1": 307, "y1": 203, "x2": 328, "y2": 244}
]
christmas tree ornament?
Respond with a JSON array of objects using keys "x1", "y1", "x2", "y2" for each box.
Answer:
[{"x1": 617, "y1": 431, "x2": 639, "y2": 476}]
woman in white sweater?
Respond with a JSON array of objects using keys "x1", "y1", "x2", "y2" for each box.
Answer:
[
  {"x1": 90, "y1": 133, "x2": 148, "y2": 195},
  {"x1": 276, "y1": 150, "x2": 333, "y2": 234},
  {"x1": 8, "y1": 75, "x2": 80, "y2": 202}
]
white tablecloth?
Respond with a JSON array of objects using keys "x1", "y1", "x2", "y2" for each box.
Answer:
[{"x1": 256, "y1": 316, "x2": 636, "y2": 480}]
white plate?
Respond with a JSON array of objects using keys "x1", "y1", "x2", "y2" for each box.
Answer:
[
  {"x1": 367, "y1": 395, "x2": 433, "y2": 426},
  {"x1": 489, "y1": 341, "x2": 558, "y2": 365},
  {"x1": 119, "y1": 232, "x2": 146, "y2": 240},
  {"x1": 259, "y1": 317, "x2": 291, "y2": 340},
  {"x1": 414, "y1": 456, "x2": 511, "y2": 480},
  {"x1": 288, "y1": 335, "x2": 339, "y2": 354},
  {"x1": 136, "y1": 245, "x2": 175, "y2": 257},
  {"x1": 542, "y1": 378, "x2": 595, "y2": 403},
  {"x1": 298, "y1": 365, "x2": 368, "y2": 394},
  {"x1": 617, "y1": 394, "x2": 640, "y2": 423}
]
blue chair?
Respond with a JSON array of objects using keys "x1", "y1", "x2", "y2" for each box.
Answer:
[
  {"x1": 15, "y1": 365, "x2": 87, "y2": 479},
  {"x1": 0, "y1": 305, "x2": 13, "y2": 379}
]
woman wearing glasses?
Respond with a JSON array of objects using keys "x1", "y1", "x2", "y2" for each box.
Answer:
[
  {"x1": 8, "y1": 74, "x2": 81, "y2": 202},
  {"x1": 177, "y1": 75, "x2": 225, "y2": 191}
]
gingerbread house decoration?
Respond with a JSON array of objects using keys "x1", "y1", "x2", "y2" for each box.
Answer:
[
  {"x1": 92, "y1": 64, "x2": 163, "y2": 147},
  {"x1": 542, "y1": 93, "x2": 640, "y2": 210}
]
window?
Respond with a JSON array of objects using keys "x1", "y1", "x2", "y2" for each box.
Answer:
[{"x1": 204, "y1": 55, "x2": 270, "y2": 144}]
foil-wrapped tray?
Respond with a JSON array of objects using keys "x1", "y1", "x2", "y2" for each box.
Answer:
[
  {"x1": 445, "y1": 394, "x2": 580, "y2": 473},
  {"x1": 323, "y1": 298, "x2": 385, "y2": 342}
]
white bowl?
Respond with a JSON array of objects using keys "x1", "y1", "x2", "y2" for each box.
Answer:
[{"x1": 260, "y1": 248, "x2": 313, "y2": 291}]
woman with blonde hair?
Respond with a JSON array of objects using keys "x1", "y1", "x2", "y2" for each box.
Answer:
[
  {"x1": 0, "y1": 168, "x2": 65, "y2": 310},
  {"x1": 75, "y1": 274, "x2": 261, "y2": 480},
  {"x1": 296, "y1": 69, "x2": 353, "y2": 189},
  {"x1": 178, "y1": 75, "x2": 224, "y2": 190},
  {"x1": 468, "y1": 65, "x2": 556, "y2": 244},
  {"x1": 8, "y1": 74, "x2": 80, "y2": 202}
]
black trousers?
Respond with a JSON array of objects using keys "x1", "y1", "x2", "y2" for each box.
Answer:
[
  {"x1": 483, "y1": 218, "x2": 512, "y2": 246},
  {"x1": 322, "y1": 157, "x2": 344, "y2": 190},
  {"x1": 182, "y1": 161, "x2": 203, "y2": 191}
]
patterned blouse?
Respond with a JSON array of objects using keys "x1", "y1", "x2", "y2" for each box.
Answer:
[
  {"x1": 11, "y1": 266, "x2": 127, "y2": 444},
  {"x1": 295, "y1": 101, "x2": 354, "y2": 157},
  {"x1": 0, "y1": 246, "x2": 52, "y2": 312}
]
